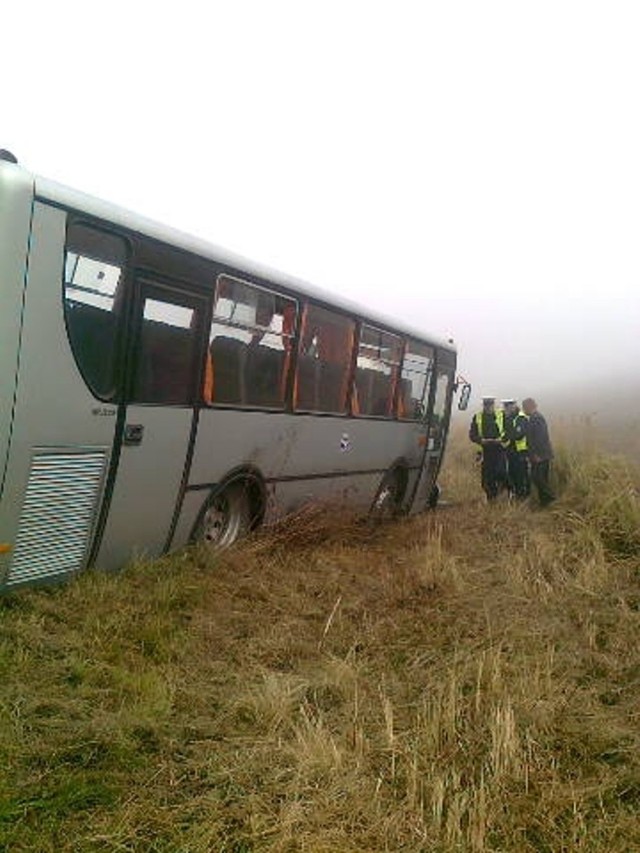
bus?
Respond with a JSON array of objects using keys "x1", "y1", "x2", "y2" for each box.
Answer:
[{"x1": 0, "y1": 151, "x2": 470, "y2": 590}]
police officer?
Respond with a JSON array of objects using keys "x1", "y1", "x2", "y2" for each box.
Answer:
[
  {"x1": 469, "y1": 396, "x2": 508, "y2": 501},
  {"x1": 502, "y1": 399, "x2": 530, "y2": 500}
]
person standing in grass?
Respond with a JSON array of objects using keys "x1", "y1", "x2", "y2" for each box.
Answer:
[
  {"x1": 469, "y1": 396, "x2": 508, "y2": 501},
  {"x1": 502, "y1": 399, "x2": 531, "y2": 500},
  {"x1": 522, "y1": 397, "x2": 555, "y2": 506}
]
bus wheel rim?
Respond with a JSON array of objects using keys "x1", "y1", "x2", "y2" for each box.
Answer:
[
  {"x1": 372, "y1": 479, "x2": 398, "y2": 519},
  {"x1": 201, "y1": 486, "x2": 246, "y2": 548}
]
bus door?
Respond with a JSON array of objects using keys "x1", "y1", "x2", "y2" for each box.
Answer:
[
  {"x1": 96, "y1": 279, "x2": 207, "y2": 570},
  {"x1": 410, "y1": 354, "x2": 455, "y2": 512}
]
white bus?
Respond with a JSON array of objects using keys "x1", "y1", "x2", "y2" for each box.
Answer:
[{"x1": 0, "y1": 151, "x2": 470, "y2": 590}]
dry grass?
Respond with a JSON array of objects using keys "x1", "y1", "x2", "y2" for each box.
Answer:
[{"x1": 1, "y1": 428, "x2": 639, "y2": 851}]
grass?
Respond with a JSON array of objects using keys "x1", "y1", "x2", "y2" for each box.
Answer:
[{"x1": 0, "y1": 429, "x2": 639, "y2": 851}]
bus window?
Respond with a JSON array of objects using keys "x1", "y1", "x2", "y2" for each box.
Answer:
[
  {"x1": 352, "y1": 326, "x2": 403, "y2": 417},
  {"x1": 63, "y1": 224, "x2": 127, "y2": 400},
  {"x1": 207, "y1": 275, "x2": 297, "y2": 408},
  {"x1": 295, "y1": 304, "x2": 355, "y2": 414},
  {"x1": 398, "y1": 340, "x2": 434, "y2": 420},
  {"x1": 133, "y1": 290, "x2": 200, "y2": 405}
]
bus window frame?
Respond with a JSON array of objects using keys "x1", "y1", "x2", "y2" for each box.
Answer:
[
  {"x1": 396, "y1": 338, "x2": 436, "y2": 423},
  {"x1": 351, "y1": 322, "x2": 404, "y2": 420},
  {"x1": 128, "y1": 276, "x2": 209, "y2": 408},
  {"x1": 203, "y1": 273, "x2": 300, "y2": 413},
  {"x1": 62, "y1": 218, "x2": 134, "y2": 404},
  {"x1": 294, "y1": 301, "x2": 357, "y2": 417}
]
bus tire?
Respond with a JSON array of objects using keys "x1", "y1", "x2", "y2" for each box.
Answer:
[
  {"x1": 370, "y1": 467, "x2": 407, "y2": 523},
  {"x1": 195, "y1": 479, "x2": 257, "y2": 550}
]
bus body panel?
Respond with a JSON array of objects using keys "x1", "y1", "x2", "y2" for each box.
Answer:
[
  {"x1": 95, "y1": 406, "x2": 194, "y2": 571},
  {"x1": 270, "y1": 470, "x2": 382, "y2": 520},
  {"x1": 188, "y1": 410, "x2": 424, "y2": 487},
  {"x1": 0, "y1": 164, "x2": 33, "y2": 502},
  {"x1": 0, "y1": 203, "x2": 116, "y2": 587},
  {"x1": 170, "y1": 411, "x2": 426, "y2": 547}
]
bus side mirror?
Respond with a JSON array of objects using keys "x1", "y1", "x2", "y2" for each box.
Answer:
[{"x1": 458, "y1": 383, "x2": 471, "y2": 411}]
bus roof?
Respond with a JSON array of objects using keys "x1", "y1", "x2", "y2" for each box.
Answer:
[{"x1": 5, "y1": 162, "x2": 456, "y2": 353}]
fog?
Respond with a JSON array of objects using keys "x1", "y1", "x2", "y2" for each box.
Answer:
[{"x1": 3, "y1": 2, "x2": 638, "y2": 413}]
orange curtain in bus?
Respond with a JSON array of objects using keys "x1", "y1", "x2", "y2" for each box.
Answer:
[
  {"x1": 292, "y1": 304, "x2": 310, "y2": 408},
  {"x1": 391, "y1": 341, "x2": 406, "y2": 418},
  {"x1": 344, "y1": 323, "x2": 357, "y2": 414},
  {"x1": 294, "y1": 305, "x2": 355, "y2": 412},
  {"x1": 280, "y1": 303, "x2": 296, "y2": 401},
  {"x1": 202, "y1": 347, "x2": 214, "y2": 404},
  {"x1": 315, "y1": 316, "x2": 351, "y2": 408}
]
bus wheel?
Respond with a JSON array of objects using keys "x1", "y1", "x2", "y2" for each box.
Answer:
[
  {"x1": 370, "y1": 469, "x2": 406, "y2": 523},
  {"x1": 198, "y1": 481, "x2": 252, "y2": 550}
]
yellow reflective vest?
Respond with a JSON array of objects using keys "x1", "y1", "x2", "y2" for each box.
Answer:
[
  {"x1": 512, "y1": 413, "x2": 528, "y2": 453},
  {"x1": 474, "y1": 410, "x2": 507, "y2": 444}
]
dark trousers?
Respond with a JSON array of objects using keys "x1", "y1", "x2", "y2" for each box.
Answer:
[
  {"x1": 531, "y1": 460, "x2": 554, "y2": 506},
  {"x1": 507, "y1": 451, "x2": 530, "y2": 499},
  {"x1": 481, "y1": 445, "x2": 507, "y2": 501}
]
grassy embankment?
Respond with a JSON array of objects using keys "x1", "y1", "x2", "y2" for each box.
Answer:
[{"x1": 1, "y1": 427, "x2": 639, "y2": 851}]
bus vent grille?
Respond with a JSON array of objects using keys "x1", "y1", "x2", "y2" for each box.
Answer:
[{"x1": 6, "y1": 449, "x2": 107, "y2": 587}]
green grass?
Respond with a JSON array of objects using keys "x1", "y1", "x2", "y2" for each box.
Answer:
[{"x1": 0, "y1": 434, "x2": 639, "y2": 851}]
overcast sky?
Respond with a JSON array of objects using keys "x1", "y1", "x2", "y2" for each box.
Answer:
[{"x1": 3, "y1": 1, "x2": 638, "y2": 407}]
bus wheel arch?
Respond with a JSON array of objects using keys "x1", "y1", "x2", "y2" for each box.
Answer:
[
  {"x1": 192, "y1": 466, "x2": 267, "y2": 550},
  {"x1": 370, "y1": 461, "x2": 409, "y2": 521}
]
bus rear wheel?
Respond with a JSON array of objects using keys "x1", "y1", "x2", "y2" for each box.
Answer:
[{"x1": 198, "y1": 481, "x2": 252, "y2": 550}]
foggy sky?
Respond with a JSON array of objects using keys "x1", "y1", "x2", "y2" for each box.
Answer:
[{"x1": 3, "y1": 1, "x2": 638, "y2": 411}]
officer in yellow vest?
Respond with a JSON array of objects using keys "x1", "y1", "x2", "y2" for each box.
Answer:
[
  {"x1": 469, "y1": 396, "x2": 508, "y2": 501},
  {"x1": 502, "y1": 399, "x2": 530, "y2": 499}
]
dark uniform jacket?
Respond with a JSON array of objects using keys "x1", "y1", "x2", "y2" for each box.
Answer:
[{"x1": 526, "y1": 411, "x2": 553, "y2": 461}]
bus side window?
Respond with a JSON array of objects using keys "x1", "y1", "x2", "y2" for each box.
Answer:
[
  {"x1": 133, "y1": 296, "x2": 198, "y2": 405},
  {"x1": 206, "y1": 275, "x2": 297, "y2": 409},
  {"x1": 398, "y1": 340, "x2": 434, "y2": 421},
  {"x1": 353, "y1": 326, "x2": 403, "y2": 418},
  {"x1": 63, "y1": 224, "x2": 127, "y2": 400},
  {"x1": 295, "y1": 304, "x2": 355, "y2": 415}
]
